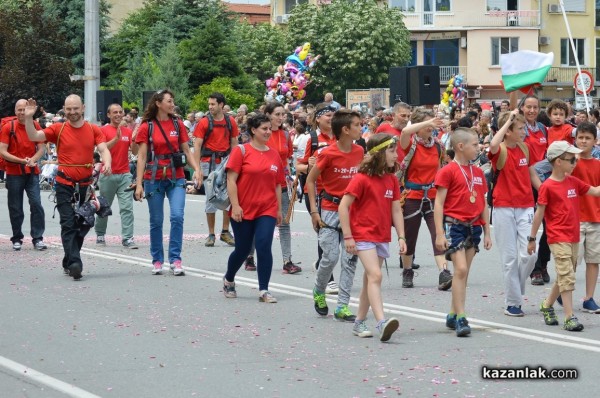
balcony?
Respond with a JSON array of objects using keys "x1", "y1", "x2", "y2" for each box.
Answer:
[
  {"x1": 440, "y1": 66, "x2": 468, "y2": 83},
  {"x1": 544, "y1": 67, "x2": 598, "y2": 85},
  {"x1": 402, "y1": 9, "x2": 540, "y2": 29}
]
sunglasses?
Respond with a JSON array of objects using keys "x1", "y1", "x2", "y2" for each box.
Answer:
[{"x1": 560, "y1": 156, "x2": 578, "y2": 165}]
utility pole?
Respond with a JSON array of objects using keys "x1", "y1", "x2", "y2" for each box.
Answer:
[{"x1": 84, "y1": 0, "x2": 100, "y2": 123}]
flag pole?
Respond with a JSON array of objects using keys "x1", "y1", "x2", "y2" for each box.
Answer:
[{"x1": 558, "y1": 0, "x2": 590, "y2": 116}]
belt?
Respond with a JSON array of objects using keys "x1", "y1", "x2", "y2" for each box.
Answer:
[
  {"x1": 320, "y1": 190, "x2": 341, "y2": 205},
  {"x1": 57, "y1": 171, "x2": 93, "y2": 186},
  {"x1": 405, "y1": 181, "x2": 435, "y2": 191},
  {"x1": 444, "y1": 215, "x2": 480, "y2": 227}
]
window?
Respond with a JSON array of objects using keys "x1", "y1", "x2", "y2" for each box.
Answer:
[
  {"x1": 487, "y1": 0, "x2": 518, "y2": 11},
  {"x1": 596, "y1": 0, "x2": 600, "y2": 26},
  {"x1": 562, "y1": 0, "x2": 585, "y2": 12},
  {"x1": 408, "y1": 41, "x2": 417, "y2": 66},
  {"x1": 285, "y1": 0, "x2": 308, "y2": 14},
  {"x1": 390, "y1": 0, "x2": 416, "y2": 12},
  {"x1": 491, "y1": 37, "x2": 519, "y2": 66},
  {"x1": 424, "y1": 39, "x2": 459, "y2": 66},
  {"x1": 436, "y1": 0, "x2": 451, "y2": 12},
  {"x1": 561, "y1": 38, "x2": 585, "y2": 66}
]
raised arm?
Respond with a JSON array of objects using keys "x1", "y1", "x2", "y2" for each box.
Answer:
[{"x1": 24, "y1": 99, "x2": 47, "y2": 142}]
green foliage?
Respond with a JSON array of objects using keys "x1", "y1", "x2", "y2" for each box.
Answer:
[
  {"x1": 190, "y1": 78, "x2": 256, "y2": 112},
  {"x1": 119, "y1": 50, "x2": 158, "y2": 106},
  {"x1": 146, "y1": 41, "x2": 192, "y2": 111}
]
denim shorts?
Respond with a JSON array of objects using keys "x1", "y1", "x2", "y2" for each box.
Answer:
[
  {"x1": 355, "y1": 242, "x2": 390, "y2": 259},
  {"x1": 444, "y1": 224, "x2": 482, "y2": 261}
]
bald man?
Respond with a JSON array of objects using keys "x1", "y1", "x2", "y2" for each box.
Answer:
[
  {"x1": 25, "y1": 94, "x2": 112, "y2": 280},
  {"x1": 0, "y1": 99, "x2": 47, "y2": 251}
]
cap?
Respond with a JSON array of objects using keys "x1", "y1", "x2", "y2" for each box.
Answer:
[{"x1": 546, "y1": 140, "x2": 582, "y2": 162}]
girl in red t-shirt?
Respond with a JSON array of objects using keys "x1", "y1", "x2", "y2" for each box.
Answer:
[
  {"x1": 223, "y1": 113, "x2": 285, "y2": 303},
  {"x1": 339, "y1": 133, "x2": 407, "y2": 342}
]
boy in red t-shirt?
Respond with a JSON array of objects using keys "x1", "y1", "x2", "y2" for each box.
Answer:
[
  {"x1": 434, "y1": 128, "x2": 492, "y2": 337},
  {"x1": 307, "y1": 109, "x2": 364, "y2": 322},
  {"x1": 528, "y1": 141, "x2": 600, "y2": 331},
  {"x1": 546, "y1": 99, "x2": 574, "y2": 146}
]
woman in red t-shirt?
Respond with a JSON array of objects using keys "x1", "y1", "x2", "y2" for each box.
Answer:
[
  {"x1": 134, "y1": 90, "x2": 201, "y2": 276},
  {"x1": 222, "y1": 113, "x2": 285, "y2": 303}
]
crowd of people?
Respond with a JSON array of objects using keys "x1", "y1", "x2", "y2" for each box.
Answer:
[{"x1": 2, "y1": 89, "x2": 600, "y2": 341}]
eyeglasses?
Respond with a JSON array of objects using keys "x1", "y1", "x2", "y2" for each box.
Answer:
[{"x1": 560, "y1": 156, "x2": 578, "y2": 165}]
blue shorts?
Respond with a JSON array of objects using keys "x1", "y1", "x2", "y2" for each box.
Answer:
[
  {"x1": 444, "y1": 224, "x2": 482, "y2": 261},
  {"x1": 355, "y1": 242, "x2": 390, "y2": 259}
]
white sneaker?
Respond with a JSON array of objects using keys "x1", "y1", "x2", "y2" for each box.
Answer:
[
  {"x1": 171, "y1": 260, "x2": 185, "y2": 276},
  {"x1": 12, "y1": 241, "x2": 22, "y2": 251},
  {"x1": 152, "y1": 261, "x2": 163, "y2": 275},
  {"x1": 325, "y1": 281, "x2": 339, "y2": 295},
  {"x1": 259, "y1": 290, "x2": 277, "y2": 303},
  {"x1": 34, "y1": 241, "x2": 48, "y2": 251},
  {"x1": 352, "y1": 320, "x2": 373, "y2": 338},
  {"x1": 122, "y1": 237, "x2": 138, "y2": 249}
]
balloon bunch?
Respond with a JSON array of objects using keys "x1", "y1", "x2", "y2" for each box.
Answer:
[
  {"x1": 439, "y1": 74, "x2": 467, "y2": 114},
  {"x1": 264, "y1": 42, "x2": 321, "y2": 108}
]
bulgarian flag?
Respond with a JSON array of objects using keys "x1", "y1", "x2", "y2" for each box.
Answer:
[{"x1": 500, "y1": 51, "x2": 554, "y2": 93}]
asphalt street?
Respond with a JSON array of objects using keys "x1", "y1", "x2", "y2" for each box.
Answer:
[{"x1": 0, "y1": 186, "x2": 598, "y2": 397}]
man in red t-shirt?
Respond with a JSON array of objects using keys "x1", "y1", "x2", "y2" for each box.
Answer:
[
  {"x1": 0, "y1": 99, "x2": 47, "y2": 251},
  {"x1": 193, "y1": 93, "x2": 239, "y2": 247},
  {"x1": 95, "y1": 104, "x2": 139, "y2": 249},
  {"x1": 375, "y1": 102, "x2": 411, "y2": 163},
  {"x1": 25, "y1": 95, "x2": 112, "y2": 280}
]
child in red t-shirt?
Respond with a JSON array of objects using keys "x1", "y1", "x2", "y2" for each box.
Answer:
[
  {"x1": 434, "y1": 128, "x2": 492, "y2": 337},
  {"x1": 546, "y1": 99, "x2": 574, "y2": 146},
  {"x1": 528, "y1": 141, "x2": 600, "y2": 331},
  {"x1": 338, "y1": 133, "x2": 407, "y2": 342}
]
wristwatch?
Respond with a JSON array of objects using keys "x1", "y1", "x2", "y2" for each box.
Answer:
[{"x1": 527, "y1": 236, "x2": 536, "y2": 242}]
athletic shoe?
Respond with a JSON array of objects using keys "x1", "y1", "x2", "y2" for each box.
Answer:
[
  {"x1": 313, "y1": 288, "x2": 328, "y2": 316},
  {"x1": 352, "y1": 320, "x2": 373, "y2": 338},
  {"x1": 122, "y1": 238, "x2": 138, "y2": 249},
  {"x1": 582, "y1": 298, "x2": 600, "y2": 314},
  {"x1": 539, "y1": 301, "x2": 559, "y2": 326},
  {"x1": 244, "y1": 256, "x2": 256, "y2": 271},
  {"x1": 259, "y1": 290, "x2": 277, "y2": 303},
  {"x1": 205, "y1": 234, "x2": 216, "y2": 247},
  {"x1": 171, "y1": 260, "x2": 185, "y2": 276},
  {"x1": 96, "y1": 235, "x2": 106, "y2": 246},
  {"x1": 12, "y1": 241, "x2": 22, "y2": 251},
  {"x1": 223, "y1": 277, "x2": 237, "y2": 298},
  {"x1": 283, "y1": 261, "x2": 302, "y2": 274},
  {"x1": 325, "y1": 281, "x2": 339, "y2": 295},
  {"x1": 504, "y1": 306, "x2": 524, "y2": 317},
  {"x1": 455, "y1": 317, "x2": 471, "y2": 337},
  {"x1": 438, "y1": 269, "x2": 453, "y2": 291},
  {"x1": 563, "y1": 315, "x2": 584, "y2": 332},
  {"x1": 69, "y1": 263, "x2": 82, "y2": 280},
  {"x1": 556, "y1": 295, "x2": 563, "y2": 307},
  {"x1": 402, "y1": 269, "x2": 414, "y2": 288},
  {"x1": 377, "y1": 318, "x2": 399, "y2": 342},
  {"x1": 531, "y1": 272, "x2": 544, "y2": 285},
  {"x1": 219, "y1": 231, "x2": 235, "y2": 246},
  {"x1": 541, "y1": 269, "x2": 550, "y2": 283},
  {"x1": 63, "y1": 267, "x2": 70, "y2": 275},
  {"x1": 152, "y1": 261, "x2": 163, "y2": 275},
  {"x1": 446, "y1": 314, "x2": 457, "y2": 330},
  {"x1": 334, "y1": 305, "x2": 357, "y2": 322},
  {"x1": 34, "y1": 241, "x2": 48, "y2": 251}
]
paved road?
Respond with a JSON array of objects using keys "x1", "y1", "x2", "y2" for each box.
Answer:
[{"x1": 0, "y1": 188, "x2": 597, "y2": 397}]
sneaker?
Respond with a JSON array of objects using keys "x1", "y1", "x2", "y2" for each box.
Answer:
[
  {"x1": 259, "y1": 290, "x2": 277, "y2": 303},
  {"x1": 283, "y1": 261, "x2": 302, "y2": 274},
  {"x1": 205, "y1": 234, "x2": 216, "y2": 247},
  {"x1": 34, "y1": 241, "x2": 48, "y2": 251},
  {"x1": 96, "y1": 235, "x2": 106, "y2": 246},
  {"x1": 171, "y1": 260, "x2": 185, "y2": 276},
  {"x1": 455, "y1": 317, "x2": 471, "y2": 337},
  {"x1": 556, "y1": 295, "x2": 563, "y2": 307},
  {"x1": 313, "y1": 289, "x2": 329, "y2": 316},
  {"x1": 325, "y1": 281, "x2": 339, "y2": 295},
  {"x1": 122, "y1": 237, "x2": 138, "y2": 249},
  {"x1": 219, "y1": 231, "x2": 235, "y2": 246},
  {"x1": 334, "y1": 305, "x2": 357, "y2": 322},
  {"x1": 377, "y1": 318, "x2": 399, "y2": 342},
  {"x1": 504, "y1": 306, "x2": 525, "y2": 317},
  {"x1": 582, "y1": 298, "x2": 600, "y2": 314},
  {"x1": 541, "y1": 269, "x2": 550, "y2": 283},
  {"x1": 244, "y1": 256, "x2": 256, "y2": 271},
  {"x1": 352, "y1": 320, "x2": 373, "y2": 338},
  {"x1": 151, "y1": 261, "x2": 163, "y2": 275},
  {"x1": 438, "y1": 269, "x2": 453, "y2": 291},
  {"x1": 402, "y1": 269, "x2": 414, "y2": 288},
  {"x1": 563, "y1": 315, "x2": 584, "y2": 332},
  {"x1": 446, "y1": 314, "x2": 457, "y2": 330},
  {"x1": 531, "y1": 272, "x2": 544, "y2": 285},
  {"x1": 69, "y1": 262, "x2": 83, "y2": 280},
  {"x1": 539, "y1": 301, "x2": 559, "y2": 326},
  {"x1": 12, "y1": 241, "x2": 22, "y2": 251},
  {"x1": 63, "y1": 267, "x2": 70, "y2": 275},
  {"x1": 223, "y1": 277, "x2": 237, "y2": 298}
]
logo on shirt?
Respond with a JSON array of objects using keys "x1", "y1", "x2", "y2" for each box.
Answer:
[
  {"x1": 333, "y1": 166, "x2": 359, "y2": 179},
  {"x1": 540, "y1": 137, "x2": 547, "y2": 144},
  {"x1": 121, "y1": 136, "x2": 130, "y2": 142},
  {"x1": 170, "y1": 130, "x2": 178, "y2": 137},
  {"x1": 519, "y1": 158, "x2": 527, "y2": 166},
  {"x1": 384, "y1": 189, "x2": 393, "y2": 199},
  {"x1": 567, "y1": 189, "x2": 577, "y2": 198},
  {"x1": 270, "y1": 165, "x2": 278, "y2": 173},
  {"x1": 473, "y1": 176, "x2": 484, "y2": 185}
]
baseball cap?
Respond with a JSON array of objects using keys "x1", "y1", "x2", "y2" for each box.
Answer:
[{"x1": 546, "y1": 140, "x2": 582, "y2": 162}]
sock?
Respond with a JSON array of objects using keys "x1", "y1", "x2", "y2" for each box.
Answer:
[
  {"x1": 457, "y1": 313, "x2": 466, "y2": 320},
  {"x1": 376, "y1": 319, "x2": 386, "y2": 330},
  {"x1": 448, "y1": 312, "x2": 456, "y2": 318}
]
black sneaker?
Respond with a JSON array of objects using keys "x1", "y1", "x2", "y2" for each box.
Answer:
[
  {"x1": 541, "y1": 269, "x2": 550, "y2": 283},
  {"x1": 313, "y1": 289, "x2": 328, "y2": 316},
  {"x1": 438, "y1": 269, "x2": 453, "y2": 291},
  {"x1": 244, "y1": 256, "x2": 256, "y2": 271},
  {"x1": 563, "y1": 315, "x2": 584, "y2": 332},
  {"x1": 69, "y1": 263, "x2": 83, "y2": 280},
  {"x1": 446, "y1": 314, "x2": 457, "y2": 330},
  {"x1": 402, "y1": 269, "x2": 414, "y2": 288},
  {"x1": 283, "y1": 261, "x2": 302, "y2": 274},
  {"x1": 456, "y1": 317, "x2": 471, "y2": 337},
  {"x1": 531, "y1": 272, "x2": 544, "y2": 285},
  {"x1": 539, "y1": 301, "x2": 559, "y2": 326}
]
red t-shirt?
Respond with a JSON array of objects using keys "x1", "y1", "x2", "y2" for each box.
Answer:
[
  {"x1": 374, "y1": 124, "x2": 405, "y2": 163},
  {"x1": 193, "y1": 115, "x2": 239, "y2": 162},
  {"x1": 299, "y1": 131, "x2": 336, "y2": 194},
  {"x1": 226, "y1": 143, "x2": 285, "y2": 220},
  {"x1": 101, "y1": 124, "x2": 133, "y2": 174},
  {"x1": 44, "y1": 122, "x2": 105, "y2": 185},
  {"x1": 135, "y1": 119, "x2": 188, "y2": 181},
  {"x1": 401, "y1": 136, "x2": 440, "y2": 200},
  {"x1": 547, "y1": 124, "x2": 574, "y2": 146},
  {"x1": 0, "y1": 120, "x2": 41, "y2": 175},
  {"x1": 316, "y1": 143, "x2": 364, "y2": 211},
  {"x1": 267, "y1": 128, "x2": 293, "y2": 173},
  {"x1": 524, "y1": 124, "x2": 548, "y2": 164},
  {"x1": 571, "y1": 158, "x2": 600, "y2": 223},
  {"x1": 345, "y1": 173, "x2": 400, "y2": 243},
  {"x1": 434, "y1": 161, "x2": 487, "y2": 226},
  {"x1": 538, "y1": 176, "x2": 590, "y2": 243},
  {"x1": 489, "y1": 145, "x2": 534, "y2": 208}
]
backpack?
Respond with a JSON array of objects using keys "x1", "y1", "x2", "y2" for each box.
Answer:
[
  {"x1": 201, "y1": 114, "x2": 233, "y2": 157},
  {"x1": 204, "y1": 144, "x2": 246, "y2": 211},
  {"x1": 396, "y1": 137, "x2": 443, "y2": 188},
  {"x1": 487, "y1": 142, "x2": 529, "y2": 207}
]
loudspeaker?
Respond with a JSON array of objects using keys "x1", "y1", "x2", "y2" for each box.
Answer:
[
  {"x1": 389, "y1": 67, "x2": 410, "y2": 106},
  {"x1": 142, "y1": 91, "x2": 155, "y2": 112},
  {"x1": 408, "y1": 65, "x2": 440, "y2": 106},
  {"x1": 96, "y1": 90, "x2": 122, "y2": 123}
]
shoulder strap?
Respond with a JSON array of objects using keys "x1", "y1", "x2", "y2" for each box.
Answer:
[
  {"x1": 203, "y1": 114, "x2": 214, "y2": 148},
  {"x1": 153, "y1": 118, "x2": 177, "y2": 153},
  {"x1": 309, "y1": 130, "x2": 318, "y2": 155},
  {"x1": 496, "y1": 142, "x2": 508, "y2": 171},
  {"x1": 55, "y1": 123, "x2": 67, "y2": 154},
  {"x1": 537, "y1": 122, "x2": 548, "y2": 139},
  {"x1": 238, "y1": 143, "x2": 246, "y2": 156}
]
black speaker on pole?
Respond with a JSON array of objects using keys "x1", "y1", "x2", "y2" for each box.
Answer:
[
  {"x1": 142, "y1": 91, "x2": 155, "y2": 112},
  {"x1": 96, "y1": 90, "x2": 122, "y2": 123},
  {"x1": 389, "y1": 67, "x2": 410, "y2": 107},
  {"x1": 408, "y1": 65, "x2": 440, "y2": 106}
]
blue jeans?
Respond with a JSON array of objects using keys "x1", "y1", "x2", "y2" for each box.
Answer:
[
  {"x1": 5, "y1": 173, "x2": 45, "y2": 244},
  {"x1": 143, "y1": 178, "x2": 186, "y2": 264},
  {"x1": 225, "y1": 216, "x2": 276, "y2": 291}
]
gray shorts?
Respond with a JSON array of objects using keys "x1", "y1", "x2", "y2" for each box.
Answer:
[{"x1": 355, "y1": 242, "x2": 390, "y2": 258}]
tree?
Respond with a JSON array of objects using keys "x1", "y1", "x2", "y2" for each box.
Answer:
[
  {"x1": 189, "y1": 77, "x2": 256, "y2": 113},
  {"x1": 146, "y1": 41, "x2": 192, "y2": 112},
  {"x1": 287, "y1": 0, "x2": 411, "y2": 104}
]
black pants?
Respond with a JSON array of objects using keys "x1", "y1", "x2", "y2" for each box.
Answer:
[
  {"x1": 56, "y1": 183, "x2": 91, "y2": 270},
  {"x1": 531, "y1": 188, "x2": 550, "y2": 275}
]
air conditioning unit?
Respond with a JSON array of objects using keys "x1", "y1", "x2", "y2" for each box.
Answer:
[
  {"x1": 275, "y1": 14, "x2": 290, "y2": 24},
  {"x1": 548, "y1": 4, "x2": 560, "y2": 13},
  {"x1": 467, "y1": 89, "x2": 481, "y2": 99},
  {"x1": 460, "y1": 37, "x2": 467, "y2": 49},
  {"x1": 539, "y1": 36, "x2": 551, "y2": 46}
]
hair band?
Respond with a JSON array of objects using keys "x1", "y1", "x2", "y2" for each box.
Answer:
[{"x1": 368, "y1": 137, "x2": 396, "y2": 155}]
